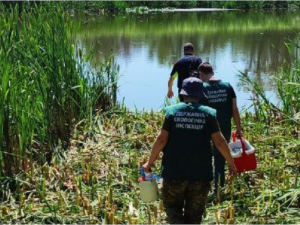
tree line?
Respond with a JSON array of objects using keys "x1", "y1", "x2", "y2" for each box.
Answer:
[{"x1": 2, "y1": 1, "x2": 300, "y2": 13}]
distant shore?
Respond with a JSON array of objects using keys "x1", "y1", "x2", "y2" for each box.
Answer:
[
  {"x1": 159, "y1": 8, "x2": 239, "y2": 12},
  {"x1": 126, "y1": 7, "x2": 239, "y2": 13}
]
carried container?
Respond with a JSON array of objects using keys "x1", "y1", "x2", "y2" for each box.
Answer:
[
  {"x1": 139, "y1": 180, "x2": 159, "y2": 202},
  {"x1": 229, "y1": 132, "x2": 257, "y2": 173},
  {"x1": 229, "y1": 139, "x2": 255, "y2": 158},
  {"x1": 138, "y1": 168, "x2": 160, "y2": 203}
]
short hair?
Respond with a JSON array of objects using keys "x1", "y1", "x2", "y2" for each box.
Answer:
[
  {"x1": 198, "y1": 62, "x2": 214, "y2": 74},
  {"x1": 183, "y1": 42, "x2": 194, "y2": 51}
]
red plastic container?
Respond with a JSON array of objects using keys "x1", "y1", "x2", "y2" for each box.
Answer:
[{"x1": 232, "y1": 132, "x2": 257, "y2": 173}]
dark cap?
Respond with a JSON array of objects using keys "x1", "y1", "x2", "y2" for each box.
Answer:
[
  {"x1": 183, "y1": 42, "x2": 194, "y2": 51},
  {"x1": 180, "y1": 77, "x2": 207, "y2": 99},
  {"x1": 198, "y1": 62, "x2": 214, "y2": 74}
]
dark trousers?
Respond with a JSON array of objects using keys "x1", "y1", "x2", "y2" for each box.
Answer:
[
  {"x1": 162, "y1": 179, "x2": 211, "y2": 224},
  {"x1": 214, "y1": 145, "x2": 225, "y2": 194},
  {"x1": 213, "y1": 137, "x2": 230, "y2": 195},
  {"x1": 178, "y1": 89, "x2": 184, "y2": 102}
]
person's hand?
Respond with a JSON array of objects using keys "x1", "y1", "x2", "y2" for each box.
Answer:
[
  {"x1": 167, "y1": 90, "x2": 174, "y2": 98},
  {"x1": 142, "y1": 162, "x2": 152, "y2": 173},
  {"x1": 235, "y1": 129, "x2": 243, "y2": 139},
  {"x1": 228, "y1": 163, "x2": 237, "y2": 181}
]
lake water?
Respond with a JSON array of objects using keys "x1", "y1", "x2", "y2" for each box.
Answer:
[{"x1": 73, "y1": 9, "x2": 300, "y2": 112}]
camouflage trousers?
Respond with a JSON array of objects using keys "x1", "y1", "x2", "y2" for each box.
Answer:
[{"x1": 162, "y1": 179, "x2": 211, "y2": 224}]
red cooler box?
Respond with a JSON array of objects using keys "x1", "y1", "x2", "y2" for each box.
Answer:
[{"x1": 229, "y1": 134, "x2": 257, "y2": 173}]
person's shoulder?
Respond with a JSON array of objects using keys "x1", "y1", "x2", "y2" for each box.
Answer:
[
  {"x1": 192, "y1": 55, "x2": 202, "y2": 63},
  {"x1": 175, "y1": 56, "x2": 188, "y2": 64},
  {"x1": 221, "y1": 80, "x2": 231, "y2": 85},
  {"x1": 223, "y1": 81, "x2": 235, "y2": 90},
  {"x1": 215, "y1": 80, "x2": 233, "y2": 88},
  {"x1": 163, "y1": 103, "x2": 185, "y2": 115},
  {"x1": 189, "y1": 55, "x2": 201, "y2": 61},
  {"x1": 198, "y1": 105, "x2": 217, "y2": 116}
]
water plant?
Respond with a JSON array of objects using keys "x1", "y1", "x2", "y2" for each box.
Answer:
[
  {"x1": 0, "y1": 2, "x2": 118, "y2": 180},
  {"x1": 1, "y1": 1, "x2": 300, "y2": 224}
]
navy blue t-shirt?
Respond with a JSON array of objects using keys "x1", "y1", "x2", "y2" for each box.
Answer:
[{"x1": 170, "y1": 55, "x2": 202, "y2": 90}]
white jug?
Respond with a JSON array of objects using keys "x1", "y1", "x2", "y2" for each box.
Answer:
[{"x1": 139, "y1": 180, "x2": 159, "y2": 202}]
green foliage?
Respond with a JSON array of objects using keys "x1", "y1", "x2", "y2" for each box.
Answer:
[
  {"x1": 60, "y1": 1, "x2": 300, "y2": 12},
  {"x1": 0, "y1": 2, "x2": 119, "y2": 178},
  {"x1": 239, "y1": 37, "x2": 300, "y2": 126}
]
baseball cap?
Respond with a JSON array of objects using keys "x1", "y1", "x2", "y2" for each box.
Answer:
[{"x1": 180, "y1": 77, "x2": 207, "y2": 99}]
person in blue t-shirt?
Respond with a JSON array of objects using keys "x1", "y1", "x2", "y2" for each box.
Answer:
[
  {"x1": 167, "y1": 43, "x2": 202, "y2": 102},
  {"x1": 198, "y1": 62, "x2": 242, "y2": 203},
  {"x1": 143, "y1": 77, "x2": 237, "y2": 224}
]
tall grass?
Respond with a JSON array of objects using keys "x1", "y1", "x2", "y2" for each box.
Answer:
[
  {"x1": 2, "y1": 2, "x2": 300, "y2": 224},
  {"x1": 225, "y1": 37, "x2": 300, "y2": 224},
  {"x1": 239, "y1": 38, "x2": 300, "y2": 125},
  {"x1": 0, "y1": 2, "x2": 119, "y2": 180}
]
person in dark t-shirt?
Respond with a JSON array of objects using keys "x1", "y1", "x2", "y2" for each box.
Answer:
[
  {"x1": 198, "y1": 62, "x2": 242, "y2": 203},
  {"x1": 167, "y1": 42, "x2": 202, "y2": 102},
  {"x1": 143, "y1": 77, "x2": 237, "y2": 224}
]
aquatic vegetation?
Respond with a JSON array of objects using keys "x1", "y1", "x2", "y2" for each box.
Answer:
[
  {"x1": 1, "y1": 2, "x2": 300, "y2": 224},
  {"x1": 0, "y1": 2, "x2": 118, "y2": 179}
]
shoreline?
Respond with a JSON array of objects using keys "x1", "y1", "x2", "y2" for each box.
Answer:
[{"x1": 160, "y1": 8, "x2": 239, "y2": 12}]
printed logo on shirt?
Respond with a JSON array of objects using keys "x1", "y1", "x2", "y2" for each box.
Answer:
[
  {"x1": 207, "y1": 89, "x2": 227, "y2": 103},
  {"x1": 174, "y1": 111, "x2": 206, "y2": 130}
]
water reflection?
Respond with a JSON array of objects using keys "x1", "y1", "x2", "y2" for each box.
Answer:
[{"x1": 73, "y1": 10, "x2": 300, "y2": 111}]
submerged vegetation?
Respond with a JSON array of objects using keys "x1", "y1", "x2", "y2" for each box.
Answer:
[{"x1": 1, "y1": 1, "x2": 300, "y2": 224}]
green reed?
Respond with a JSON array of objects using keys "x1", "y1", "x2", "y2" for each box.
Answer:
[
  {"x1": 0, "y1": 2, "x2": 118, "y2": 180},
  {"x1": 218, "y1": 37, "x2": 300, "y2": 224},
  {"x1": 2, "y1": 2, "x2": 300, "y2": 224},
  {"x1": 0, "y1": 104, "x2": 299, "y2": 223},
  {"x1": 239, "y1": 38, "x2": 300, "y2": 126}
]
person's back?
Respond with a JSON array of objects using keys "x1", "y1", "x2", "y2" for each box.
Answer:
[
  {"x1": 162, "y1": 102, "x2": 218, "y2": 182},
  {"x1": 167, "y1": 43, "x2": 202, "y2": 101},
  {"x1": 203, "y1": 80, "x2": 234, "y2": 140},
  {"x1": 172, "y1": 55, "x2": 202, "y2": 92},
  {"x1": 143, "y1": 77, "x2": 237, "y2": 224}
]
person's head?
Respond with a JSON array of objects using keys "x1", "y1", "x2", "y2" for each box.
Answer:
[
  {"x1": 198, "y1": 62, "x2": 214, "y2": 82},
  {"x1": 180, "y1": 77, "x2": 207, "y2": 103},
  {"x1": 183, "y1": 42, "x2": 195, "y2": 55}
]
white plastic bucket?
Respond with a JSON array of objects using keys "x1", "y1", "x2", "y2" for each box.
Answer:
[{"x1": 139, "y1": 180, "x2": 158, "y2": 202}]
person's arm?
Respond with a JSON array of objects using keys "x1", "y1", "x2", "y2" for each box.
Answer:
[
  {"x1": 232, "y1": 98, "x2": 242, "y2": 138},
  {"x1": 143, "y1": 129, "x2": 169, "y2": 172},
  {"x1": 211, "y1": 131, "x2": 237, "y2": 179},
  {"x1": 167, "y1": 76, "x2": 176, "y2": 98}
]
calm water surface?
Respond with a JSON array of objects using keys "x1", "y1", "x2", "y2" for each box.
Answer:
[{"x1": 73, "y1": 9, "x2": 300, "y2": 111}]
